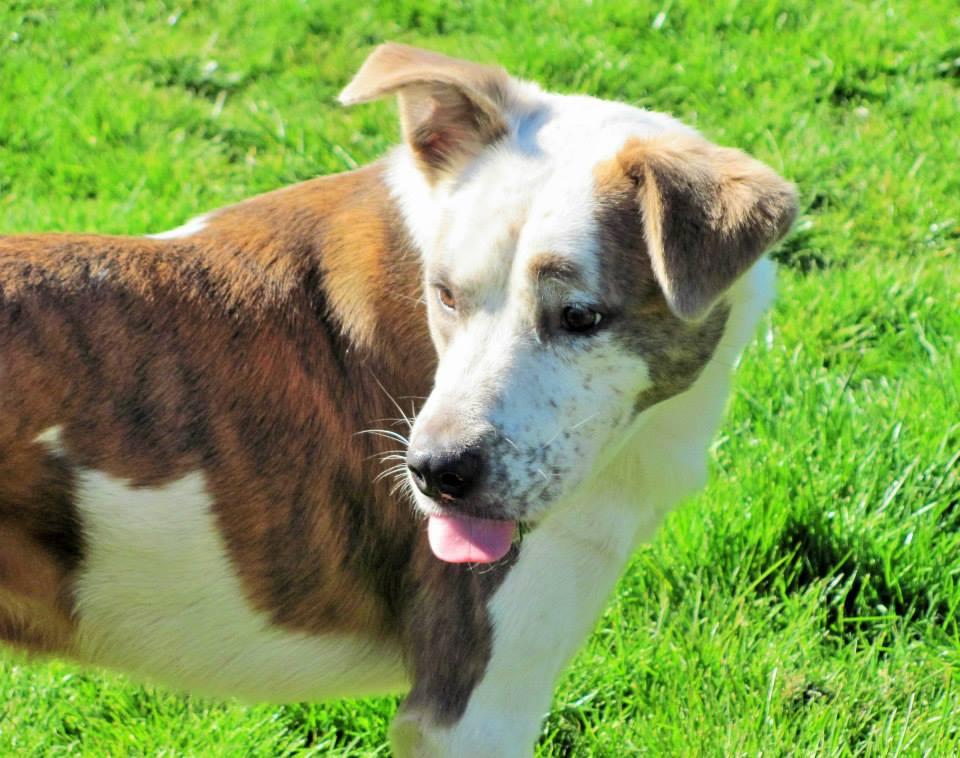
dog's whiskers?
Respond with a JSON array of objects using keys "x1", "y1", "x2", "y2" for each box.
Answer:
[
  {"x1": 371, "y1": 373, "x2": 418, "y2": 431},
  {"x1": 364, "y1": 447, "x2": 407, "y2": 462},
  {"x1": 356, "y1": 428, "x2": 410, "y2": 446},
  {"x1": 380, "y1": 416, "x2": 417, "y2": 429},
  {"x1": 390, "y1": 471, "x2": 418, "y2": 501},
  {"x1": 569, "y1": 413, "x2": 598, "y2": 431},
  {"x1": 360, "y1": 384, "x2": 417, "y2": 494},
  {"x1": 541, "y1": 412, "x2": 598, "y2": 451},
  {"x1": 500, "y1": 433, "x2": 520, "y2": 452},
  {"x1": 375, "y1": 463, "x2": 409, "y2": 484}
]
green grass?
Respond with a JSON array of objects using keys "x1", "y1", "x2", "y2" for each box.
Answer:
[{"x1": 1, "y1": 0, "x2": 958, "y2": 754}]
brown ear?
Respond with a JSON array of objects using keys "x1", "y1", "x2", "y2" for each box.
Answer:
[
  {"x1": 618, "y1": 136, "x2": 798, "y2": 321},
  {"x1": 339, "y1": 43, "x2": 510, "y2": 179}
]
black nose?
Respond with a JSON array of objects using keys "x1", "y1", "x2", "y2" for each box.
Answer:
[{"x1": 406, "y1": 447, "x2": 484, "y2": 501}]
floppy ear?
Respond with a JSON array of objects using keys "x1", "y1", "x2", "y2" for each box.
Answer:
[
  {"x1": 617, "y1": 136, "x2": 798, "y2": 321},
  {"x1": 339, "y1": 43, "x2": 510, "y2": 179}
]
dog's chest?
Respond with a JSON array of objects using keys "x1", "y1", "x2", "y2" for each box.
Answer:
[{"x1": 66, "y1": 460, "x2": 407, "y2": 701}]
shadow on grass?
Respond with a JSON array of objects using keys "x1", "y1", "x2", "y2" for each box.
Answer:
[{"x1": 775, "y1": 506, "x2": 959, "y2": 645}]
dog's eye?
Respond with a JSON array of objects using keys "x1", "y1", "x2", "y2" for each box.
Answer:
[
  {"x1": 436, "y1": 285, "x2": 456, "y2": 311},
  {"x1": 561, "y1": 304, "x2": 603, "y2": 334}
]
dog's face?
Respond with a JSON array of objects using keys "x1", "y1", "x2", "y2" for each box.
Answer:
[
  {"x1": 415, "y1": 149, "x2": 668, "y2": 522},
  {"x1": 341, "y1": 45, "x2": 797, "y2": 561}
]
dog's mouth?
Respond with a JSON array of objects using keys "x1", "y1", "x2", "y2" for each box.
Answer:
[{"x1": 427, "y1": 513, "x2": 517, "y2": 564}]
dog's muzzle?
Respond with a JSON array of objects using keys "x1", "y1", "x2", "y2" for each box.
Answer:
[{"x1": 405, "y1": 442, "x2": 515, "y2": 564}]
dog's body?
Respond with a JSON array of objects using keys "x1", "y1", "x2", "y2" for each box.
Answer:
[{"x1": 0, "y1": 45, "x2": 795, "y2": 756}]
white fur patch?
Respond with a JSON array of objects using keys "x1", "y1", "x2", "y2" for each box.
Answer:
[
  {"x1": 146, "y1": 214, "x2": 209, "y2": 240},
  {"x1": 25, "y1": 442, "x2": 408, "y2": 702}
]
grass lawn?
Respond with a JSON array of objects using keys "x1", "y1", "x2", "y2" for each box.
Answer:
[{"x1": 1, "y1": 0, "x2": 958, "y2": 754}]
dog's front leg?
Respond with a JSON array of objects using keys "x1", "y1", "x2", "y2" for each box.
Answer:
[{"x1": 392, "y1": 500, "x2": 647, "y2": 758}]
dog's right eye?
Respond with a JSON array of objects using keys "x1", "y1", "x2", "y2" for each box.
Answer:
[
  {"x1": 561, "y1": 303, "x2": 603, "y2": 334},
  {"x1": 436, "y1": 285, "x2": 456, "y2": 311}
]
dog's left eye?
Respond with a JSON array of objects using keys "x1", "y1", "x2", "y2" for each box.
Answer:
[
  {"x1": 561, "y1": 304, "x2": 603, "y2": 334},
  {"x1": 436, "y1": 285, "x2": 456, "y2": 311}
]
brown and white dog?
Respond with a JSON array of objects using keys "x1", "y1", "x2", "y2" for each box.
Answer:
[{"x1": 0, "y1": 45, "x2": 796, "y2": 756}]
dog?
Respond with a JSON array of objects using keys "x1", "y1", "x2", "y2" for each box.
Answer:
[{"x1": 0, "y1": 44, "x2": 796, "y2": 756}]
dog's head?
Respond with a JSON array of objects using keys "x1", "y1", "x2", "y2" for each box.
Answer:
[{"x1": 341, "y1": 44, "x2": 797, "y2": 563}]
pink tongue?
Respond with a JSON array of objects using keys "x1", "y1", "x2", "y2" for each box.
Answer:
[{"x1": 427, "y1": 515, "x2": 516, "y2": 564}]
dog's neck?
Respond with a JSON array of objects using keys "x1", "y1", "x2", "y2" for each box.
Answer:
[{"x1": 201, "y1": 160, "x2": 428, "y2": 356}]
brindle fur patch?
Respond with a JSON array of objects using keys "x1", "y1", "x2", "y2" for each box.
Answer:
[
  {"x1": 0, "y1": 432, "x2": 80, "y2": 651},
  {"x1": 402, "y1": 542, "x2": 519, "y2": 723}
]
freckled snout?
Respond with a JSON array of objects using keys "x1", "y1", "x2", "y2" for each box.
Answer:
[{"x1": 406, "y1": 445, "x2": 485, "y2": 502}]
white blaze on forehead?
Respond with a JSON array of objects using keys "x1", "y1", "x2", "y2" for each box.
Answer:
[
  {"x1": 425, "y1": 150, "x2": 605, "y2": 305},
  {"x1": 432, "y1": 151, "x2": 545, "y2": 291},
  {"x1": 389, "y1": 88, "x2": 698, "y2": 294},
  {"x1": 511, "y1": 158, "x2": 603, "y2": 292},
  {"x1": 536, "y1": 93, "x2": 696, "y2": 150}
]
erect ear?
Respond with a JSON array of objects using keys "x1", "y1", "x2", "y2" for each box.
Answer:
[
  {"x1": 338, "y1": 43, "x2": 510, "y2": 180},
  {"x1": 617, "y1": 135, "x2": 798, "y2": 321}
]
